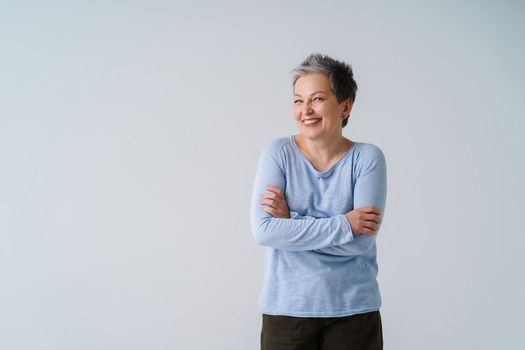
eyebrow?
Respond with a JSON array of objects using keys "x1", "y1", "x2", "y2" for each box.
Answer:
[{"x1": 293, "y1": 91, "x2": 328, "y2": 97}]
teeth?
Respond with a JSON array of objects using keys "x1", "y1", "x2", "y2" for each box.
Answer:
[{"x1": 304, "y1": 119, "x2": 321, "y2": 125}]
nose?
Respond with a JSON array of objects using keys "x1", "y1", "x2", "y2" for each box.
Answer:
[{"x1": 302, "y1": 101, "x2": 313, "y2": 115}]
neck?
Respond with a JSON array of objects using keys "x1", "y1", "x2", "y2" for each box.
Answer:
[{"x1": 295, "y1": 133, "x2": 351, "y2": 164}]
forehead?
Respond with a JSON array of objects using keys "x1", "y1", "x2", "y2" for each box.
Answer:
[{"x1": 294, "y1": 73, "x2": 331, "y2": 95}]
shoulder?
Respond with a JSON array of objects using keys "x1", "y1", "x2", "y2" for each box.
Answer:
[
  {"x1": 353, "y1": 142, "x2": 387, "y2": 172},
  {"x1": 260, "y1": 136, "x2": 290, "y2": 159},
  {"x1": 354, "y1": 142, "x2": 385, "y2": 160}
]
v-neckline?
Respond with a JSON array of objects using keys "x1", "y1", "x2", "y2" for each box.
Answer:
[{"x1": 290, "y1": 135, "x2": 356, "y2": 178}]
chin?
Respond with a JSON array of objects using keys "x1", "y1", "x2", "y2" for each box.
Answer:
[{"x1": 301, "y1": 132, "x2": 323, "y2": 140}]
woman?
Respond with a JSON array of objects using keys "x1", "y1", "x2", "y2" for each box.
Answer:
[{"x1": 250, "y1": 53, "x2": 387, "y2": 350}]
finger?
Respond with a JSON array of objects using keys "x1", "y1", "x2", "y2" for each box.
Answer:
[
  {"x1": 362, "y1": 221, "x2": 379, "y2": 231},
  {"x1": 267, "y1": 200, "x2": 286, "y2": 213},
  {"x1": 263, "y1": 206, "x2": 276, "y2": 214},
  {"x1": 265, "y1": 185, "x2": 283, "y2": 195},
  {"x1": 363, "y1": 205, "x2": 380, "y2": 215},
  {"x1": 262, "y1": 191, "x2": 279, "y2": 201},
  {"x1": 261, "y1": 194, "x2": 277, "y2": 202},
  {"x1": 262, "y1": 197, "x2": 284, "y2": 208},
  {"x1": 261, "y1": 198, "x2": 276, "y2": 206},
  {"x1": 264, "y1": 206, "x2": 286, "y2": 218},
  {"x1": 262, "y1": 193, "x2": 281, "y2": 202},
  {"x1": 364, "y1": 214, "x2": 381, "y2": 224},
  {"x1": 360, "y1": 227, "x2": 377, "y2": 236},
  {"x1": 261, "y1": 193, "x2": 281, "y2": 204},
  {"x1": 361, "y1": 206, "x2": 381, "y2": 216},
  {"x1": 265, "y1": 207, "x2": 289, "y2": 219}
]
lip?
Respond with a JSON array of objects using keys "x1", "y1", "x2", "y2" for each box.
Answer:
[
  {"x1": 302, "y1": 117, "x2": 322, "y2": 121},
  {"x1": 302, "y1": 118, "x2": 322, "y2": 127}
]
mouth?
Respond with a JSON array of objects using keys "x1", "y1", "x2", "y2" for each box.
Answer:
[{"x1": 302, "y1": 118, "x2": 322, "y2": 127}]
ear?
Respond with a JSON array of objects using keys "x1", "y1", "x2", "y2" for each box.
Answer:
[{"x1": 341, "y1": 98, "x2": 353, "y2": 117}]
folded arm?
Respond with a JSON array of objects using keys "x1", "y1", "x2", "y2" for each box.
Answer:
[
  {"x1": 312, "y1": 145, "x2": 387, "y2": 256},
  {"x1": 250, "y1": 141, "x2": 354, "y2": 251}
]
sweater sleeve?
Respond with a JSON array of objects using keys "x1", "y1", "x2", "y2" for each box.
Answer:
[
  {"x1": 250, "y1": 140, "x2": 354, "y2": 251},
  {"x1": 312, "y1": 145, "x2": 387, "y2": 256}
]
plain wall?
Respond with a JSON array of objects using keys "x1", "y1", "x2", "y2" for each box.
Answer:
[{"x1": 1, "y1": 0, "x2": 524, "y2": 349}]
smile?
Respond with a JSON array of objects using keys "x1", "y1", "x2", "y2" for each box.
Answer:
[{"x1": 303, "y1": 118, "x2": 321, "y2": 126}]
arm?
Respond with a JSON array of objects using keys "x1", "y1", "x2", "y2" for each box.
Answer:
[
  {"x1": 250, "y1": 141, "x2": 354, "y2": 251},
  {"x1": 312, "y1": 145, "x2": 387, "y2": 256}
]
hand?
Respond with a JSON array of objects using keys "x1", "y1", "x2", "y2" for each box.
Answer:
[
  {"x1": 345, "y1": 206, "x2": 382, "y2": 236},
  {"x1": 260, "y1": 185, "x2": 291, "y2": 218}
]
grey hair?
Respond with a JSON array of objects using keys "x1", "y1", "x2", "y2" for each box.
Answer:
[{"x1": 291, "y1": 53, "x2": 357, "y2": 128}]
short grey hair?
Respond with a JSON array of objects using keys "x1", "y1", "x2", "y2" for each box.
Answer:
[{"x1": 291, "y1": 53, "x2": 357, "y2": 128}]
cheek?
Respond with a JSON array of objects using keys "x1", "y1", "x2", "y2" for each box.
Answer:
[{"x1": 313, "y1": 104, "x2": 325, "y2": 114}]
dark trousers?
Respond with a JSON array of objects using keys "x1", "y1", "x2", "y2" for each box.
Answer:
[{"x1": 261, "y1": 310, "x2": 383, "y2": 350}]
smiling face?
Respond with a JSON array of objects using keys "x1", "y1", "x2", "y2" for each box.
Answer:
[{"x1": 293, "y1": 73, "x2": 352, "y2": 141}]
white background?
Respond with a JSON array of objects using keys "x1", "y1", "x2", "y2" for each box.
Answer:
[{"x1": 1, "y1": 0, "x2": 524, "y2": 349}]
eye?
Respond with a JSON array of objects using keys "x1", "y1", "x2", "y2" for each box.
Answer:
[
  {"x1": 313, "y1": 97, "x2": 324, "y2": 101},
  {"x1": 294, "y1": 100, "x2": 302, "y2": 104}
]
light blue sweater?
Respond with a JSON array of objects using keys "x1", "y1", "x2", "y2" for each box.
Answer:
[{"x1": 250, "y1": 135, "x2": 387, "y2": 317}]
